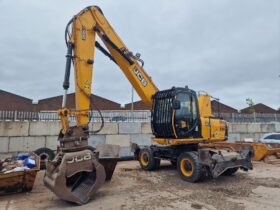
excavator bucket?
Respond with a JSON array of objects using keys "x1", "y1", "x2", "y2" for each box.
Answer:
[
  {"x1": 44, "y1": 144, "x2": 119, "y2": 205},
  {"x1": 249, "y1": 143, "x2": 280, "y2": 163}
]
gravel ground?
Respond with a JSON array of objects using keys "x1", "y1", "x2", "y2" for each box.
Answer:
[{"x1": 0, "y1": 161, "x2": 280, "y2": 210}]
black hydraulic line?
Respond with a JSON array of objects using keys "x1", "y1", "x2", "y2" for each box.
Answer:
[
  {"x1": 65, "y1": 18, "x2": 74, "y2": 46},
  {"x1": 63, "y1": 42, "x2": 73, "y2": 90},
  {"x1": 95, "y1": 41, "x2": 117, "y2": 65},
  {"x1": 94, "y1": 27, "x2": 134, "y2": 65},
  {"x1": 89, "y1": 101, "x2": 105, "y2": 134},
  {"x1": 102, "y1": 34, "x2": 134, "y2": 65}
]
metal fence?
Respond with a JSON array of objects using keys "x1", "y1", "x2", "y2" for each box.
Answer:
[
  {"x1": 0, "y1": 110, "x2": 151, "y2": 122},
  {"x1": 213, "y1": 112, "x2": 280, "y2": 123},
  {"x1": 0, "y1": 110, "x2": 279, "y2": 123}
]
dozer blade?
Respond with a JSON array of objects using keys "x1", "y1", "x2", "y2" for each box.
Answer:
[
  {"x1": 44, "y1": 144, "x2": 119, "y2": 205},
  {"x1": 202, "y1": 142, "x2": 280, "y2": 162},
  {"x1": 199, "y1": 143, "x2": 253, "y2": 178}
]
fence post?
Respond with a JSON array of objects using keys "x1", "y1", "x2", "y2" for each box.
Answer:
[
  {"x1": 253, "y1": 112, "x2": 256, "y2": 122},
  {"x1": 14, "y1": 111, "x2": 17, "y2": 121}
]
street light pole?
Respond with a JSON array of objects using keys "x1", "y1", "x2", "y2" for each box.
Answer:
[{"x1": 131, "y1": 85, "x2": 134, "y2": 121}]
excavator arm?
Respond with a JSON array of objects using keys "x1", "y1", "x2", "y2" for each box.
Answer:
[{"x1": 60, "y1": 6, "x2": 157, "y2": 129}]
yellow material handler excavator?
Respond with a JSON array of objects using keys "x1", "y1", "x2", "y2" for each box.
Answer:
[{"x1": 44, "y1": 5, "x2": 253, "y2": 205}]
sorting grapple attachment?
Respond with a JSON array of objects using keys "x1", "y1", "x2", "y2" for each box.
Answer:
[
  {"x1": 44, "y1": 149, "x2": 106, "y2": 204},
  {"x1": 44, "y1": 144, "x2": 119, "y2": 205},
  {"x1": 44, "y1": 126, "x2": 119, "y2": 205},
  {"x1": 96, "y1": 144, "x2": 120, "y2": 180}
]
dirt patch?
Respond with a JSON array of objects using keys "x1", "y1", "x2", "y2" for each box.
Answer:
[{"x1": 0, "y1": 161, "x2": 280, "y2": 210}]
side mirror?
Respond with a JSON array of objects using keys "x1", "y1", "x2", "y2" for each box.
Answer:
[{"x1": 172, "y1": 100, "x2": 181, "y2": 110}]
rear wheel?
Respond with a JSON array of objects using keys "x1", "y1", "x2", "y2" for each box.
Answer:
[
  {"x1": 222, "y1": 167, "x2": 239, "y2": 176},
  {"x1": 170, "y1": 160, "x2": 177, "y2": 168},
  {"x1": 177, "y1": 152, "x2": 202, "y2": 182},
  {"x1": 139, "y1": 147, "x2": 160, "y2": 171}
]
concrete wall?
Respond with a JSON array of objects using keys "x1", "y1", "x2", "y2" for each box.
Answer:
[
  {"x1": 0, "y1": 121, "x2": 153, "y2": 157},
  {"x1": 228, "y1": 123, "x2": 280, "y2": 142},
  {"x1": 0, "y1": 122, "x2": 279, "y2": 156}
]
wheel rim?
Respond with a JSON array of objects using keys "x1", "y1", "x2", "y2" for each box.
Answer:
[
  {"x1": 140, "y1": 152, "x2": 149, "y2": 166},
  {"x1": 180, "y1": 158, "x2": 193, "y2": 177}
]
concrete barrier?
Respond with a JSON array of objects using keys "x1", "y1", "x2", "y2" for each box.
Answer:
[
  {"x1": 29, "y1": 122, "x2": 60, "y2": 136},
  {"x1": 0, "y1": 122, "x2": 29, "y2": 137},
  {"x1": 119, "y1": 122, "x2": 141, "y2": 134},
  {"x1": 0, "y1": 122, "x2": 279, "y2": 156},
  {"x1": 0, "y1": 137, "x2": 9, "y2": 153}
]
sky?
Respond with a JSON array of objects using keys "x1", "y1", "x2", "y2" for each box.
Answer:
[{"x1": 0, "y1": 0, "x2": 279, "y2": 110}]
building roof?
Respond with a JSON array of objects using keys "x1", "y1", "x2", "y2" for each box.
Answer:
[
  {"x1": 124, "y1": 100, "x2": 151, "y2": 110},
  {"x1": 124, "y1": 99, "x2": 239, "y2": 113},
  {"x1": 240, "y1": 103, "x2": 277, "y2": 114},
  {"x1": 0, "y1": 89, "x2": 34, "y2": 111},
  {"x1": 211, "y1": 100, "x2": 238, "y2": 113},
  {"x1": 37, "y1": 93, "x2": 121, "y2": 111}
]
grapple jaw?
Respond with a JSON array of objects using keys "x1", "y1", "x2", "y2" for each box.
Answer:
[
  {"x1": 44, "y1": 149, "x2": 106, "y2": 204},
  {"x1": 44, "y1": 126, "x2": 119, "y2": 205}
]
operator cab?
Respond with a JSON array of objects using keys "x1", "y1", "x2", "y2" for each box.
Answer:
[{"x1": 151, "y1": 87, "x2": 201, "y2": 139}]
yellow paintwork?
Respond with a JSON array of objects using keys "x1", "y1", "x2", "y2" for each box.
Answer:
[
  {"x1": 60, "y1": 6, "x2": 226, "y2": 146},
  {"x1": 198, "y1": 94, "x2": 212, "y2": 118},
  {"x1": 60, "y1": 6, "x2": 158, "y2": 130},
  {"x1": 180, "y1": 158, "x2": 193, "y2": 177},
  {"x1": 153, "y1": 95, "x2": 227, "y2": 145},
  {"x1": 140, "y1": 152, "x2": 149, "y2": 166}
]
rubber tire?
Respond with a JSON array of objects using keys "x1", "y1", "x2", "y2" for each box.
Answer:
[
  {"x1": 139, "y1": 147, "x2": 160, "y2": 171},
  {"x1": 34, "y1": 147, "x2": 55, "y2": 170},
  {"x1": 222, "y1": 167, "x2": 239, "y2": 176},
  {"x1": 177, "y1": 152, "x2": 203, "y2": 183},
  {"x1": 171, "y1": 160, "x2": 177, "y2": 168}
]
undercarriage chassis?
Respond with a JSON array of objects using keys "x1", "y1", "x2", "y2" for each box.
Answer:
[{"x1": 132, "y1": 143, "x2": 253, "y2": 181}]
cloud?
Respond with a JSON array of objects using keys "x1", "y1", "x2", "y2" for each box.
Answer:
[{"x1": 0, "y1": 0, "x2": 279, "y2": 110}]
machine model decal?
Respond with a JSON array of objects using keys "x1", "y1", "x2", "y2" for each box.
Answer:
[
  {"x1": 67, "y1": 152, "x2": 92, "y2": 164},
  {"x1": 133, "y1": 66, "x2": 147, "y2": 87}
]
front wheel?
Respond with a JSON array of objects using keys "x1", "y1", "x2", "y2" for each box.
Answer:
[
  {"x1": 139, "y1": 147, "x2": 160, "y2": 171},
  {"x1": 177, "y1": 152, "x2": 203, "y2": 182}
]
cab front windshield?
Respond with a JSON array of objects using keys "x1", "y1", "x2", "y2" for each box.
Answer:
[{"x1": 175, "y1": 93, "x2": 197, "y2": 120}]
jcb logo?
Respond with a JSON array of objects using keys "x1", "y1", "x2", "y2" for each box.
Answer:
[
  {"x1": 133, "y1": 67, "x2": 148, "y2": 87},
  {"x1": 67, "y1": 152, "x2": 92, "y2": 164}
]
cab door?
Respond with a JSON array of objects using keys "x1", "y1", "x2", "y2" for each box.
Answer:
[{"x1": 174, "y1": 92, "x2": 201, "y2": 138}]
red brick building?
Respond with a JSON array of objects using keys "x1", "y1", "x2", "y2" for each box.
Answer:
[
  {"x1": 0, "y1": 90, "x2": 121, "y2": 112},
  {"x1": 125, "y1": 99, "x2": 239, "y2": 114},
  {"x1": 36, "y1": 93, "x2": 121, "y2": 111},
  {"x1": 211, "y1": 100, "x2": 238, "y2": 113},
  {"x1": 124, "y1": 100, "x2": 151, "y2": 110},
  {"x1": 240, "y1": 103, "x2": 277, "y2": 114},
  {"x1": 0, "y1": 90, "x2": 34, "y2": 111}
]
